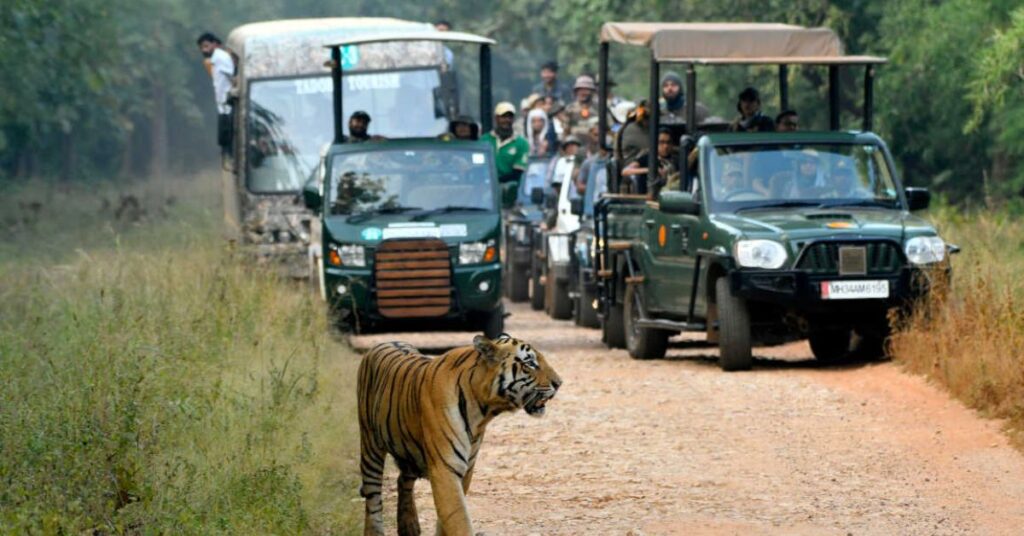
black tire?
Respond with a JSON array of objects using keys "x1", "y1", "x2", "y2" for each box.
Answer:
[
  {"x1": 623, "y1": 284, "x2": 669, "y2": 360},
  {"x1": 850, "y1": 331, "x2": 889, "y2": 360},
  {"x1": 575, "y1": 281, "x2": 600, "y2": 328},
  {"x1": 716, "y1": 277, "x2": 752, "y2": 371},
  {"x1": 508, "y1": 263, "x2": 529, "y2": 302},
  {"x1": 809, "y1": 328, "x2": 852, "y2": 363},
  {"x1": 546, "y1": 278, "x2": 572, "y2": 320},
  {"x1": 529, "y1": 255, "x2": 545, "y2": 311},
  {"x1": 326, "y1": 303, "x2": 355, "y2": 342},
  {"x1": 603, "y1": 301, "x2": 627, "y2": 349},
  {"x1": 482, "y1": 305, "x2": 505, "y2": 339}
]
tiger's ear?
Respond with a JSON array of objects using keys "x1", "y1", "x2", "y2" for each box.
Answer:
[{"x1": 473, "y1": 335, "x2": 501, "y2": 364}]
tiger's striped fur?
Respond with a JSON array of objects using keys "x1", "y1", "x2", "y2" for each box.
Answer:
[{"x1": 357, "y1": 334, "x2": 561, "y2": 536}]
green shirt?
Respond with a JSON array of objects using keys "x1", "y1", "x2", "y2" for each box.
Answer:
[{"x1": 481, "y1": 131, "x2": 529, "y2": 180}]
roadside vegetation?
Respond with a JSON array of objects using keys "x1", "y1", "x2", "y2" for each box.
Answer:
[
  {"x1": 891, "y1": 202, "x2": 1024, "y2": 449},
  {"x1": 0, "y1": 175, "x2": 362, "y2": 533}
]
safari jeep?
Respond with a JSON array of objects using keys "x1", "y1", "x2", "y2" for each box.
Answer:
[
  {"x1": 502, "y1": 157, "x2": 550, "y2": 302},
  {"x1": 594, "y1": 22, "x2": 953, "y2": 369},
  {"x1": 305, "y1": 31, "x2": 505, "y2": 336}
]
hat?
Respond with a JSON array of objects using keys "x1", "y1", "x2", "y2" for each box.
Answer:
[
  {"x1": 573, "y1": 75, "x2": 596, "y2": 91},
  {"x1": 799, "y1": 148, "x2": 820, "y2": 162},
  {"x1": 350, "y1": 110, "x2": 370, "y2": 123},
  {"x1": 723, "y1": 161, "x2": 743, "y2": 175},
  {"x1": 611, "y1": 101, "x2": 636, "y2": 124},
  {"x1": 561, "y1": 135, "x2": 582, "y2": 148},
  {"x1": 494, "y1": 102, "x2": 516, "y2": 116},
  {"x1": 521, "y1": 93, "x2": 543, "y2": 110}
]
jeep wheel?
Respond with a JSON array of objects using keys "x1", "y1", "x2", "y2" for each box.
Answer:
[
  {"x1": 529, "y1": 255, "x2": 545, "y2": 311},
  {"x1": 851, "y1": 331, "x2": 889, "y2": 360},
  {"x1": 327, "y1": 303, "x2": 355, "y2": 342},
  {"x1": 482, "y1": 305, "x2": 505, "y2": 339},
  {"x1": 603, "y1": 301, "x2": 627, "y2": 349},
  {"x1": 508, "y1": 263, "x2": 529, "y2": 302},
  {"x1": 575, "y1": 281, "x2": 600, "y2": 328},
  {"x1": 716, "y1": 277, "x2": 752, "y2": 371},
  {"x1": 624, "y1": 284, "x2": 668, "y2": 360},
  {"x1": 809, "y1": 328, "x2": 852, "y2": 364},
  {"x1": 546, "y1": 277, "x2": 572, "y2": 320}
]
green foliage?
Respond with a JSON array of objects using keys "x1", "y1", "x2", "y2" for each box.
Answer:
[{"x1": 0, "y1": 176, "x2": 361, "y2": 533}]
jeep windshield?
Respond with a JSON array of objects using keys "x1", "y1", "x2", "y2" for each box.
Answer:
[
  {"x1": 704, "y1": 143, "x2": 902, "y2": 213},
  {"x1": 328, "y1": 148, "x2": 496, "y2": 217},
  {"x1": 247, "y1": 69, "x2": 448, "y2": 193}
]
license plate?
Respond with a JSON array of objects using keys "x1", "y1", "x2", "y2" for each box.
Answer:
[{"x1": 820, "y1": 280, "x2": 889, "y2": 300}]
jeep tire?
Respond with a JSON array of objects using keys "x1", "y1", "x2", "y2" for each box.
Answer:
[
  {"x1": 481, "y1": 305, "x2": 505, "y2": 339},
  {"x1": 809, "y1": 328, "x2": 852, "y2": 364},
  {"x1": 546, "y1": 277, "x2": 572, "y2": 320},
  {"x1": 624, "y1": 284, "x2": 668, "y2": 360},
  {"x1": 529, "y1": 254, "x2": 545, "y2": 311},
  {"x1": 716, "y1": 277, "x2": 752, "y2": 371}
]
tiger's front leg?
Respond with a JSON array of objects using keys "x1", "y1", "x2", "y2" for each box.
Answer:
[
  {"x1": 397, "y1": 473, "x2": 421, "y2": 536},
  {"x1": 428, "y1": 467, "x2": 472, "y2": 536}
]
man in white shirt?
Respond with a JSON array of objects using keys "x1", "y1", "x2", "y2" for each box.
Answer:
[{"x1": 197, "y1": 32, "x2": 235, "y2": 150}]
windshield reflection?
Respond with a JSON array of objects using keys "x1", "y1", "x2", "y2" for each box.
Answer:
[{"x1": 705, "y1": 144, "x2": 901, "y2": 211}]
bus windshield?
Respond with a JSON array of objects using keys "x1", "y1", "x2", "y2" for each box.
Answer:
[
  {"x1": 246, "y1": 69, "x2": 448, "y2": 193},
  {"x1": 328, "y1": 148, "x2": 496, "y2": 216},
  {"x1": 704, "y1": 143, "x2": 902, "y2": 212}
]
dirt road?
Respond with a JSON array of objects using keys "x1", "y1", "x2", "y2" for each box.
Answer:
[{"x1": 352, "y1": 302, "x2": 1024, "y2": 535}]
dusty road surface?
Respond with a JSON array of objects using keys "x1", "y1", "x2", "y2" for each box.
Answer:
[{"x1": 351, "y1": 302, "x2": 1024, "y2": 535}]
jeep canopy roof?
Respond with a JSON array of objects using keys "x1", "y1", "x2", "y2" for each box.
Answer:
[{"x1": 599, "y1": 22, "x2": 886, "y2": 64}]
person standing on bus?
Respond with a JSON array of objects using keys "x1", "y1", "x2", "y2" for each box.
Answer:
[{"x1": 196, "y1": 32, "x2": 235, "y2": 151}]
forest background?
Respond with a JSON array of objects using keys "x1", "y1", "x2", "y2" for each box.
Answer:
[{"x1": 3, "y1": 0, "x2": 1024, "y2": 205}]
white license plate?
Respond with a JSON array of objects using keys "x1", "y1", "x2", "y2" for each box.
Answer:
[{"x1": 820, "y1": 280, "x2": 889, "y2": 300}]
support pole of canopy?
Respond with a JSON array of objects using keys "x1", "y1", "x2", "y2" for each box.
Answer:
[
  {"x1": 331, "y1": 46, "x2": 343, "y2": 144},
  {"x1": 599, "y1": 42, "x2": 610, "y2": 151},
  {"x1": 685, "y1": 63, "x2": 696, "y2": 136},
  {"x1": 828, "y1": 64, "x2": 840, "y2": 131},
  {"x1": 779, "y1": 65, "x2": 789, "y2": 112},
  {"x1": 480, "y1": 44, "x2": 493, "y2": 133},
  {"x1": 863, "y1": 65, "x2": 875, "y2": 132},
  {"x1": 647, "y1": 52, "x2": 659, "y2": 196}
]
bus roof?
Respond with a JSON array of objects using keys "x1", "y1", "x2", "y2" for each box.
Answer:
[
  {"x1": 599, "y1": 22, "x2": 886, "y2": 65},
  {"x1": 228, "y1": 18, "x2": 445, "y2": 79}
]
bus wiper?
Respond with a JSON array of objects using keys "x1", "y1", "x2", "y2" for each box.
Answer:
[
  {"x1": 735, "y1": 201, "x2": 823, "y2": 213},
  {"x1": 412, "y1": 205, "x2": 490, "y2": 220},
  {"x1": 345, "y1": 205, "x2": 423, "y2": 223}
]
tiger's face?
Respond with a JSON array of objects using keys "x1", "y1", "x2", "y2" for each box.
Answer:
[{"x1": 474, "y1": 334, "x2": 562, "y2": 417}]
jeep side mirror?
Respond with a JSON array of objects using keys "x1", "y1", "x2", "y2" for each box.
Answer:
[
  {"x1": 530, "y1": 187, "x2": 545, "y2": 205},
  {"x1": 570, "y1": 197, "x2": 583, "y2": 215},
  {"x1": 659, "y1": 190, "x2": 700, "y2": 215},
  {"x1": 905, "y1": 187, "x2": 930, "y2": 211},
  {"x1": 302, "y1": 181, "x2": 322, "y2": 212}
]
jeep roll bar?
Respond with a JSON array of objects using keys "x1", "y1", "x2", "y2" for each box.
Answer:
[
  {"x1": 597, "y1": 22, "x2": 887, "y2": 193},
  {"x1": 325, "y1": 31, "x2": 497, "y2": 143}
]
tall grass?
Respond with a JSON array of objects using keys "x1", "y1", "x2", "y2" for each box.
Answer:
[
  {"x1": 0, "y1": 175, "x2": 362, "y2": 533},
  {"x1": 891, "y1": 204, "x2": 1024, "y2": 448}
]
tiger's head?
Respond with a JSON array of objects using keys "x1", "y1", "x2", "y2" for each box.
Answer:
[{"x1": 473, "y1": 334, "x2": 562, "y2": 417}]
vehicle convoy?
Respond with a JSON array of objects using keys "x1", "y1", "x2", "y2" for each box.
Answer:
[
  {"x1": 503, "y1": 157, "x2": 550, "y2": 302},
  {"x1": 223, "y1": 18, "x2": 457, "y2": 278},
  {"x1": 593, "y1": 23, "x2": 954, "y2": 369},
  {"x1": 303, "y1": 31, "x2": 506, "y2": 337},
  {"x1": 566, "y1": 156, "x2": 609, "y2": 328}
]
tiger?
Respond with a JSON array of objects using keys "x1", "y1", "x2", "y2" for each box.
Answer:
[{"x1": 357, "y1": 334, "x2": 562, "y2": 536}]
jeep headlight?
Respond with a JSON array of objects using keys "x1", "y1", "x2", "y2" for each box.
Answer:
[
  {"x1": 459, "y1": 239, "x2": 496, "y2": 265},
  {"x1": 327, "y1": 244, "x2": 365, "y2": 267},
  {"x1": 734, "y1": 240, "x2": 787, "y2": 269},
  {"x1": 904, "y1": 236, "x2": 945, "y2": 265}
]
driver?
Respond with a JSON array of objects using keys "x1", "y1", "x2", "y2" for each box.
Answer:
[
  {"x1": 773, "y1": 149, "x2": 825, "y2": 198},
  {"x1": 718, "y1": 161, "x2": 746, "y2": 198},
  {"x1": 827, "y1": 164, "x2": 868, "y2": 198}
]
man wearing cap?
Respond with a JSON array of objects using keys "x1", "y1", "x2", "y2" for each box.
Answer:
[
  {"x1": 482, "y1": 102, "x2": 530, "y2": 205},
  {"x1": 731, "y1": 88, "x2": 774, "y2": 132},
  {"x1": 439, "y1": 115, "x2": 479, "y2": 141},
  {"x1": 660, "y1": 71, "x2": 710, "y2": 125},
  {"x1": 347, "y1": 111, "x2": 372, "y2": 142},
  {"x1": 564, "y1": 75, "x2": 599, "y2": 141}
]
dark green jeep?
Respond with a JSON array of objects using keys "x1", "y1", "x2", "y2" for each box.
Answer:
[{"x1": 593, "y1": 22, "x2": 952, "y2": 369}]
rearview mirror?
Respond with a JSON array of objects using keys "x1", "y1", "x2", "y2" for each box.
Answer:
[
  {"x1": 905, "y1": 187, "x2": 930, "y2": 211},
  {"x1": 302, "y1": 181, "x2": 322, "y2": 212},
  {"x1": 570, "y1": 197, "x2": 583, "y2": 215},
  {"x1": 530, "y1": 187, "x2": 545, "y2": 205},
  {"x1": 658, "y1": 190, "x2": 700, "y2": 215}
]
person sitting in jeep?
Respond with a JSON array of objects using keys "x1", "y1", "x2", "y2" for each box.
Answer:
[
  {"x1": 730, "y1": 87, "x2": 775, "y2": 132},
  {"x1": 438, "y1": 115, "x2": 480, "y2": 141},
  {"x1": 770, "y1": 149, "x2": 826, "y2": 198},
  {"x1": 622, "y1": 128, "x2": 679, "y2": 198}
]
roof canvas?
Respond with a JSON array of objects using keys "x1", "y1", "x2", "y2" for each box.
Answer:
[{"x1": 600, "y1": 22, "x2": 885, "y2": 64}]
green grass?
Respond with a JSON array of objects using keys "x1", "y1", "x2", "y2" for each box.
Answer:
[
  {"x1": 0, "y1": 175, "x2": 362, "y2": 534},
  {"x1": 891, "y1": 203, "x2": 1024, "y2": 449}
]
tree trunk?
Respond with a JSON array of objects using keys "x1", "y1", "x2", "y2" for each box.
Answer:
[
  {"x1": 148, "y1": 83, "x2": 168, "y2": 179},
  {"x1": 118, "y1": 125, "x2": 134, "y2": 178}
]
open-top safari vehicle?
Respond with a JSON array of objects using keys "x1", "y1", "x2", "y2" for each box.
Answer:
[
  {"x1": 593, "y1": 23, "x2": 954, "y2": 368},
  {"x1": 302, "y1": 30, "x2": 507, "y2": 337}
]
